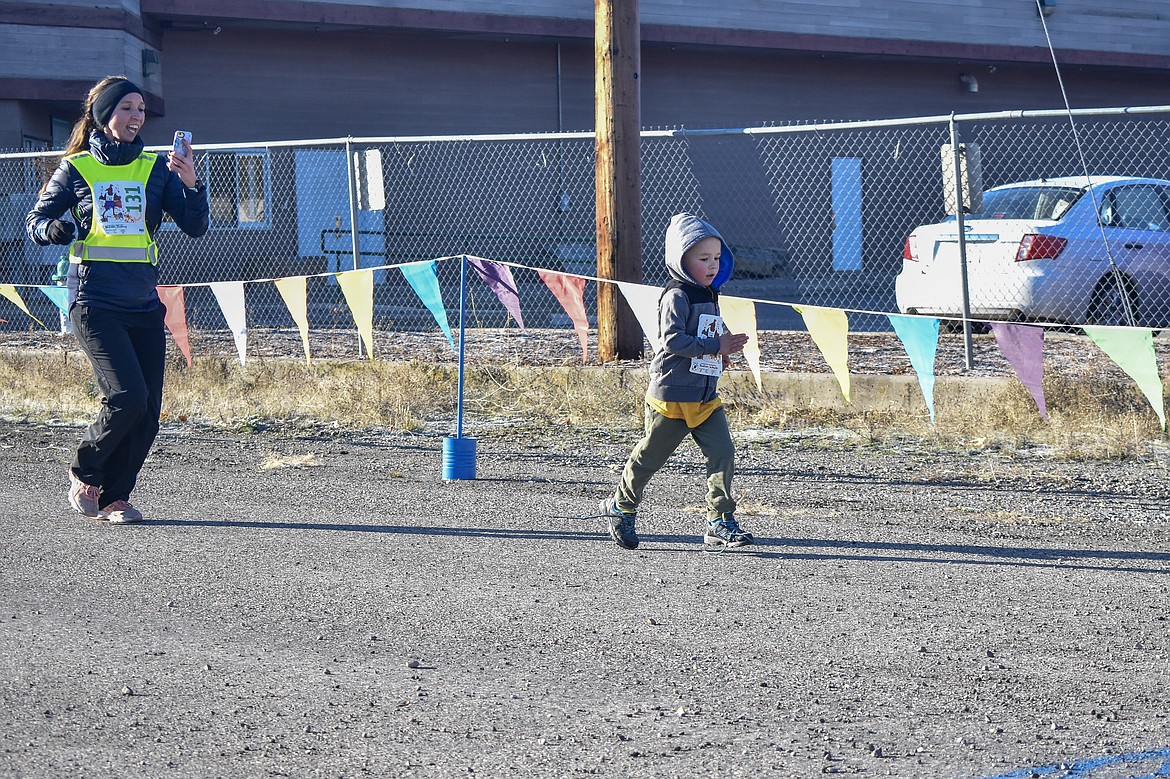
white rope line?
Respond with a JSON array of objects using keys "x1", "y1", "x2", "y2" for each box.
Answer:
[
  {"x1": 3, "y1": 254, "x2": 1154, "y2": 332},
  {"x1": 1034, "y1": 0, "x2": 1132, "y2": 325}
]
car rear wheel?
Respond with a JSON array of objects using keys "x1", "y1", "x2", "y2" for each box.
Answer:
[
  {"x1": 940, "y1": 319, "x2": 990, "y2": 334},
  {"x1": 1086, "y1": 275, "x2": 1139, "y2": 327}
]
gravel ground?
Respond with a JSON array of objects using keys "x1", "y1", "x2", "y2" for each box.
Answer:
[{"x1": 2, "y1": 413, "x2": 1169, "y2": 778}]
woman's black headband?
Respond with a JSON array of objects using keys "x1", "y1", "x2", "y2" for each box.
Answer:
[{"x1": 91, "y1": 80, "x2": 143, "y2": 127}]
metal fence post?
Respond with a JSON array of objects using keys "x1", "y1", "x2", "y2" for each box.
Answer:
[
  {"x1": 344, "y1": 136, "x2": 364, "y2": 357},
  {"x1": 949, "y1": 115, "x2": 975, "y2": 371},
  {"x1": 440, "y1": 254, "x2": 477, "y2": 481},
  {"x1": 456, "y1": 254, "x2": 467, "y2": 439}
]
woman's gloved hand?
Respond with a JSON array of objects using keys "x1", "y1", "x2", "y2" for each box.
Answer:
[{"x1": 45, "y1": 220, "x2": 76, "y2": 245}]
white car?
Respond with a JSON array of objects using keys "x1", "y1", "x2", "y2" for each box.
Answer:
[{"x1": 895, "y1": 176, "x2": 1170, "y2": 327}]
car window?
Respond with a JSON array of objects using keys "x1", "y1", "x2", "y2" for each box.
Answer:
[
  {"x1": 1104, "y1": 185, "x2": 1170, "y2": 231},
  {"x1": 979, "y1": 186, "x2": 1083, "y2": 220}
]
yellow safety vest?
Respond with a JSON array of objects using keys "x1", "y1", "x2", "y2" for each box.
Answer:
[{"x1": 67, "y1": 151, "x2": 159, "y2": 265}]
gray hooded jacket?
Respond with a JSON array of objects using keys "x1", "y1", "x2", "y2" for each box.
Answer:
[{"x1": 645, "y1": 213, "x2": 735, "y2": 403}]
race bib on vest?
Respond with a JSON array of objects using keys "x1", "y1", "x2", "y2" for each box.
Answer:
[
  {"x1": 93, "y1": 181, "x2": 147, "y2": 235},
  {"x1": 689, "y1": 314, "x2": 724, "y2": 377}
]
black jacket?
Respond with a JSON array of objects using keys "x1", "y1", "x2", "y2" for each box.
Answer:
[{"x1": 26, "y1": 131, "x2": 209, "y2": 313}]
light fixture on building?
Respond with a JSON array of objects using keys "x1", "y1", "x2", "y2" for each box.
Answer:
[
  {"x1": 959, "y1": 73, "x2": 979, "y2": 93},
  {"x1": 1038, "y1": 0, "x2": 1055, "y2": 16},
  {"x1": 142, "y1": 49, "x2": 160, "y2": 77}
]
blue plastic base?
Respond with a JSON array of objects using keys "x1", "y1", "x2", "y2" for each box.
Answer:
[{"x1": 441, "y1": 435, "x2": 477, "y2": 481}]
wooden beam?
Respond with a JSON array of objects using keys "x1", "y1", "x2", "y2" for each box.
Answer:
[
  {"x1": 595, "y1": 0, "x2": 643, "y2": 362},
  {"x1": 1, "y1": 3, "x2": 163, "y2": 48}
]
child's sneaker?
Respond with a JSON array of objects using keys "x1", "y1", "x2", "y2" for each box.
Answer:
[
  {"x1": 599, "y1": 497, "x2": 639, "y2": 550},
  {"x1": 704, "y1": 514, "x2": 753, "y2": 548},
  {"x1": 68, "y1": 472, "x2": 102, "y2": 518},
  {"x1": 99, "y1": 500, "x2": 143, "y2": 525}
]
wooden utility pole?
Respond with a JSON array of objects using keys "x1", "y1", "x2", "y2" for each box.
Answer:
[{"x1": 595, "y1": 0, "x2": 643, "y2": 362}]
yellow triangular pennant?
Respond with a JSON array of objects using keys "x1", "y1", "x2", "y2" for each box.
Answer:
[
  {"x1": 0, "y1": 285, "x2": 45, "y2": 327},
  {"x1": 274, "y1": 276, "x2": 312, "y2": 364},
  {"x1": 720, "y1": 296, "x2": 761, "y2": 390},
  {"x1": 337, "y1": 269, "x2": 375, "y2": 360},
  {"x1": 794, "y1": 304, "x2": 851, "y2": 403}
]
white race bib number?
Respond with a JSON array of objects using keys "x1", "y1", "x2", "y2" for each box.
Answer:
[
  {"x1": 689, "y1": 314, "x2": 724, "y2": 377},
  {"x1": 94, "y1": 181, "x2": 146, "y2": 235}
]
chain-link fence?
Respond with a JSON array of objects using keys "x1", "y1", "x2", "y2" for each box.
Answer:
[{"x1": 3, "y1": 106, "x2": 1169, "y2": 350}]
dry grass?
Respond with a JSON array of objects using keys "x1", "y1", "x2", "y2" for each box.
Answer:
[
  {"x1": 930, "y1": 375, "x2": 1166, "y2": 459},
  {"x1": 0, "y1": 348, "x2": 1165, "y2": 459},
  {"x1": 260, "y1": 453, "x2": 321, "y2": 470},
  {"x1": 976, "y1": 510, "x2": 1088, "y2": 527},
  {"x1": 464, "y1": 365, "x2": 645, "y2": 427},
  {"x1": 717, "y1": 370, "x2": 1167, "y2": 459},
  {"x1": 0, "y1": 349, "x2": 98, "y2": 422}
]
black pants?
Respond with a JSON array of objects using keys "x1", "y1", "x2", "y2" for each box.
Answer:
[{"x1": 70, "y1": 303, "x2": 166, "y2": 506}]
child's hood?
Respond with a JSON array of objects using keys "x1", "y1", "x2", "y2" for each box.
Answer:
[{"x1": 663, "y1": 213, "x2": 734, "y2": 290}]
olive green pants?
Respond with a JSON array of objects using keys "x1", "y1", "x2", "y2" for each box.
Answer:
[{"x1": 614, "y1": 403, "x2": 736, "y2": 520}]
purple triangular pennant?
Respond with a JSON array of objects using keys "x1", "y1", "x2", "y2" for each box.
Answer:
[
  {"x1": 988, "y1": 322, "x2": 1048, "y2": 422},
  {"x1": 467, "y1": 256, "x2": 525, "y2": 330}
]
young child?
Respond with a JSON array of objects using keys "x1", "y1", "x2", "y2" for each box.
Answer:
[{"x1": 599, "y1": 213, "x2": 753, "y2": 550}]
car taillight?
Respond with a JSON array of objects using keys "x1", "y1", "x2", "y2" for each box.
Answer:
[
  {"x1": 1016, "y1": 234, "x2": 1067, "y2": 262},
  {"x1": 903, "y1": 235, "x2": 917, "y2": 262}
]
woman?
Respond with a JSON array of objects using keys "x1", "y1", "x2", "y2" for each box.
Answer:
[{"x1": 26, "y1": 76, "x2": 209, "y2": 523}]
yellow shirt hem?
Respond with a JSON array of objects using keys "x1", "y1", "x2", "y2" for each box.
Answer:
[{"x1": 646, "y1": 395, "x2": 722, "y2": 428}]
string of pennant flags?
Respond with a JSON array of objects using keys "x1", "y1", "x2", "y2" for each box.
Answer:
[{"x1": 1, "y1": 254, "x2": 1165, "y2": 430}]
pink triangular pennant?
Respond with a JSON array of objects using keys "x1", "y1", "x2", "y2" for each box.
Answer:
[
  {"x1": 988, "y1": 322, "x2": 1048, "y2": 422},
  {"x1": 156, "y1": 285, "x2": 192, "y2": 368},
  {"x1": 538, "y1": 270, "x2": 589, "y2": 364}
]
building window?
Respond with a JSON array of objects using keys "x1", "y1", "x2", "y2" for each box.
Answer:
[
  {"x1": 201, "y1": 150, "x2": 270, "y2": 230},
  {"x1": 21, "y1": 137, "x2": 51, "y2": 192}
]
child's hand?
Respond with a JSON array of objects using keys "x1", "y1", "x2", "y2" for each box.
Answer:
[{"x1": 717, "y1": 331, "x2": 749, "y2": 355}]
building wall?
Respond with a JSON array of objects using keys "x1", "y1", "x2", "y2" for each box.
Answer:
[
  {"x1": 0, "y1": 26, "x2": 126, "y2": 83},
  {"x1": 135, "y1": 29, "x2": 1170, "y2": 148},
  {"x1": 5, "y1": 3, "x2": 1170, "y2": 309},
  {"x1": 139, "y1": 0, "x2": 1170, "y2": 57},
  {"x1": 3, "y1": 0, "x2": 1170, "y2": 149},
  {"x1": 149, "y1": 28, "x2": 565, "y2": 143}
]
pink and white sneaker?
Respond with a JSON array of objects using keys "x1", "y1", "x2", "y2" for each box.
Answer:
[
  {"x1": 99, "y1": 500, "x2": 144, "y2": 524},
  {"x1": 68, "y1": 473, "x2": 102, "y2": 518}
]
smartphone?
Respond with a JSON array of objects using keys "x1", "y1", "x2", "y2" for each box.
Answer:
[{"x1": 172, "y1": 130, "x2": 192, "y2": 158}]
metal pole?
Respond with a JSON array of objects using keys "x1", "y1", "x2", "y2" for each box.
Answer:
[
  {"x1": 344, "y1": 137, "x2": 364, "y2": 358},
  {"x1": 440, "y1": 255, "x2": 476, "y2": 480},
  {"x1": 556, "y1": 43, "x2": 564, "y2": 133},
  {"x1": 456, "y1": 254, "x2": 468, "y2": 439},
  {"x1": 949, "y1": 116, "x2": 975, "y2": 371}
]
